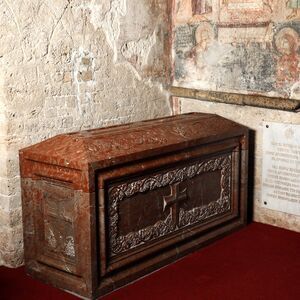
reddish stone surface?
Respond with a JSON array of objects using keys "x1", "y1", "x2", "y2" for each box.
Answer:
[{"x1": 20, "y1": 113, "x2": 249, "y2": 299}]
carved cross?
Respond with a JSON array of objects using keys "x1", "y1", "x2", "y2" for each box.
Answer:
[{"x1": 163, "y1": 182, "x2": 187, "y2": 226}]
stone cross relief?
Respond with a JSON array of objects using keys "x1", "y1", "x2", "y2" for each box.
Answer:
[{"x1": 163, "y1": 182, "x2": 188, "y2": 226}]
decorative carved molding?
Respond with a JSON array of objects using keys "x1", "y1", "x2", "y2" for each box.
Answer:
[
  {"x1": 108, "y1": 154, "x2": 232, "y2": 256},
  {"x1": 170, "y1": 86, "x2": 300, "y2": 112}
]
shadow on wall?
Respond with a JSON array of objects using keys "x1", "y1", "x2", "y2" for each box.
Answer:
[{"x1": 247, "y1": 129, "x2": 256, "y2": 223}]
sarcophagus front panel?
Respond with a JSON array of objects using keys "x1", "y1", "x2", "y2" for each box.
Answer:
[{"x1": 20, "y1": 113, "x2": 249, "y2": 299}]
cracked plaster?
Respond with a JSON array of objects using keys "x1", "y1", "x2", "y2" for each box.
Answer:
[{"x1": 0, "y1": 0, "x2": 171, "y2": 267}]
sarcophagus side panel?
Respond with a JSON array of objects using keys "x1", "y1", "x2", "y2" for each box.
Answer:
[
  {"x1": 20, "y1": 159, "x2": 96, "y2": 297},
  {"x1": 99, "y1": 143, "x2": 242, "y2": 277},
  {"x1": 109, "y1": 154, "x2": 231, "y2": 254}
]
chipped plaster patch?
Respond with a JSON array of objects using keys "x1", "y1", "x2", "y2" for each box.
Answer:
[
  {"x1": 84, "y1": 0, "x2": 127, "y2": 62},
  {"x1": 72, "y1": 47, "x2": 95, "y2": 115},
  {"x1": 121, "y1": 31, "x2": 157, "y2": 70},
  {"x1": 82, "y1": 0, "x2": 161, "y2": 83},
  {"x1": 103, "y1": 0, "x2": 126, "y2": 62}
]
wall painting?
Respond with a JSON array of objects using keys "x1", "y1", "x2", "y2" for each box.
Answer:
[{"x1": 173, "y1": 0, "x2": 300, "y2": 100}]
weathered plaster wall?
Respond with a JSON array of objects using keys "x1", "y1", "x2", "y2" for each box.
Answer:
[
  {"x1": 0, "y1": 0, "x2": 171, "y2": 267},
  {"x1": 173, "y1": 0, "x2": 300, "y2": 100},
  {"x1": 175, "y1": 98, "x2": 300, "y2": 232}
]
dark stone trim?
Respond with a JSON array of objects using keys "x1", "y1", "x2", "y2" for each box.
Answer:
[{"x1": 170, "y1": 86, "x2": 300, "y2": 112}]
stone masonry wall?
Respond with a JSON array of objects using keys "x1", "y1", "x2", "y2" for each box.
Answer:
[{"x1": 0, "y1": 0, "x2": 171, "y2": 267}]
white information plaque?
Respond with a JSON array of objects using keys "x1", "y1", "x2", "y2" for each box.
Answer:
[{"x1": 262, "y1": 122, "x2": 300, "y2": 216}]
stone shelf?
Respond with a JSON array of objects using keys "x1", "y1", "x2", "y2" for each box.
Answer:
[{"x1": 170, "y1": 86, "x2": 300, "y2": 112}]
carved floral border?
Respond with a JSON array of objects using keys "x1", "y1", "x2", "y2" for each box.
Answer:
[{"x1": 108, "y1": 154, "x2": 232, "y2": 256}]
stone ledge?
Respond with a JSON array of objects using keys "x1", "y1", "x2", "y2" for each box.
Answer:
[{"x1": 170, "y1": 86, "x2": 300, "y2": 112}]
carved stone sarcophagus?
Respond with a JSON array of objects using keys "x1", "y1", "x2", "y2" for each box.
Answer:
[{"x1": 20, "y1": 113, "x2": 249, "y2": 299}]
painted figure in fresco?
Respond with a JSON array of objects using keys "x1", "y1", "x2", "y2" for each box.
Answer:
[
  {"x1": 189, "y1": 22, "x2": 214, "y2": 69},
  {"x1": 192, "y1": 0, "x2": 212, "y2": 15},
  {"x1": 275, "y1": 27, "x2": 300, "y2": 92},
  {"x1": 287, "y1": 0, "x2": 300, "y2": 19},
  {"x1": 195, "y1": 23, "x2": 214, "y2": 49},
  {"x1": 178, "y1": 22, "x2": 216, "y2": 87}
]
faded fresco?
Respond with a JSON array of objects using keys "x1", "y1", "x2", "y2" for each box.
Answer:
[{"x1": 173, "y1": 0, "x2": 300, "y2": 99}]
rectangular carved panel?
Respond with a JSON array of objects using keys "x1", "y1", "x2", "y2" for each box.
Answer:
[
  {"x1": 108, "y1": 154, "x2": 232, "y2": 258},
  {"x1": 35, "y1": 180, "x2": 78, "y2": 274}
]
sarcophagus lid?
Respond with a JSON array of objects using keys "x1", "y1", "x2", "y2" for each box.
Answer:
[{"x1": 21, "y1": 113, "x2": 248, "y2": 170}]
